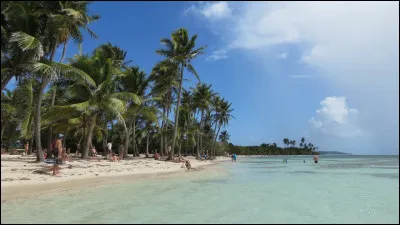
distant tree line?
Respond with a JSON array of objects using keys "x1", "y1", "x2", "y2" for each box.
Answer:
[{"x1": 226, "y1": 137, "x2": 319, "y2": 155}]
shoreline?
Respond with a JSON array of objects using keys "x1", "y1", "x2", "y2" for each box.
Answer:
[{"x1": 1, "y1": 154, "x2": 230, "y2": 202}]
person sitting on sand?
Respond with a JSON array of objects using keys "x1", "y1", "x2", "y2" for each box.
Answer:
[
  {"x1": 184, "y1": 160, "x2": 192, "y2": 169},
  {"x1": 108, "y1": 153, "x2": 118, "y2": 162},
  {"x1": 91, "y1": 146, "x2": 97, "y2": 158},
  {"x1": 24, "y1": 142, "x2": 29, "y2": 155},
  {"x1": 175, "y1": 155, "x2": 186, "y2": 163},
  {"x1": 154, "y1": 152, "x2": 160, "y2": 160}
]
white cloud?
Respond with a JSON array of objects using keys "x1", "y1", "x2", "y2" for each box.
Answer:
[
  {"x1": 309, "y1": 97, "x2": 364, "y2": 138},
  {"x1": 187, "y1": 1, "x2": 399, "y2": 153},
  {"x1": 288, "y1": 75, "x2": 309, "y2": 79},
  {"x1": 206, "y1": 49, "x2": 228, "y2": 61},
  {"x1": 185, "y1": 2, "x2": 232, "y2": 20},
  {"x1": 276, "y1": 52, "x2": 288, "y2": 59}
]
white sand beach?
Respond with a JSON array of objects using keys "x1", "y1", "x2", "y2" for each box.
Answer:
[{"x1": 1, "y1": 154, "x2": 230, "y2": 201}]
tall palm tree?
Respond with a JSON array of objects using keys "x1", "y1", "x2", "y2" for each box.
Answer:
[
  {"x1": 119, "y1": 66, "x2": 152, "y2": 158},
  {"x1": 192, "y1": 83, "x2": 214, "y2": 158},
  {"x1": 150, "y1": 60, "x2": 179, "y2": 157},
  {"x1": 44, "y1": 1, "x2": 99, "y2": 152},
  {"x1": 156, "y1": 28, "x2": 206, "y2": 160}
]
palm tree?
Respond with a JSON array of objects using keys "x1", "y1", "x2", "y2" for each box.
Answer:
[
  {"x1": 49, "y1": 47, "x2": 140, "y2": 159},
  {"x1": 10, "y1": 32, "x2": 97, "y2": 161},
  {"x1": 211, "y1": 98, "x2": 233, "y2": 158},
  {"x1": 301, "y1": 137, "x2": 305, "y2": 146},
  {"x1": 156, "y1": 28, "x2": 206, "y2": 160},
  {"x1": 44, "y1": 1, "x2": 99, "y2": 152},
  {"x1": 119, "y1": 66, "x2": 152, "y2": 158},
  {"x1": 192, "y1": 83, "x2": 214, "y2": 158},
  {"x1": 150, "y1": 60, "x2": 179, "y2": 157},
  {"x1": 283, "y1": 138, "x2": 289, "y2": 148},
  {"x1": 2, "y1": 1, "x2": 100, "y2": 161},
  {"x1": 219, "y1": 130, "x2": 230, "y2": 153}
]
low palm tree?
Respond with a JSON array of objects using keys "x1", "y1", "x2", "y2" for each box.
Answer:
[{"x1": 48, "y1": 47, "x2": 140, "y2": 159}]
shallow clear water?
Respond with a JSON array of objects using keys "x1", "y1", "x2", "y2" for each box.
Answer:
[{"x1": 1, "y1": 155, "x2": 399, "y2": 224}]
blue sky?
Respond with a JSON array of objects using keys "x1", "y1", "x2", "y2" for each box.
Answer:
[{"x1": 6, "y1": 1, "x2": 399, "y2": 155}]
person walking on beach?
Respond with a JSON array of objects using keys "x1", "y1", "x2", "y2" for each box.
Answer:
[
  {"x1": 167, "y1": 146, "x2": 171, "y2": 155},
  {"x1": 24, "y1": 142, "x2": 29, "y2": 155},
  {"x1": 107, "y1": 142, "x2": 112, "y2": 155},
  {"x1": 52, "y1": 134, "x2": 64, "y2": 176}
]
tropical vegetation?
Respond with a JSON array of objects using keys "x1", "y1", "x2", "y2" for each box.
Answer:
[{"x1": 1, "y1": 1, "x2": 234, "y2": 161}]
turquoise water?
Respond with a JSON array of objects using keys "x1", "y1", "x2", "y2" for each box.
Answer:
[{"x1": 1, "y1": 155, "x2": 399, "y2": 224}]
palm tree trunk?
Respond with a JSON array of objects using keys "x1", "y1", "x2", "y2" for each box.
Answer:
[
  {"x1": 60, "y1": 40, "x2": 68, "y2": 63},
  {"x1": 46, "y1": 86, "x2": 57, "y2": 157},
  {"x1": 0, "y1": 75, "x2": 13, "y2": 92},
  {"x1": 212, "y1": 123, "x2": 222, "y2": 158},
  {"x1": 34, "y1": 79, "x2": 49, "y2": 162},
  {"x1": 164, "y1": 104, "x2": 170, "y2": 156},
  {"x1": 145, "y1": 134, "x2": 150, "y2": 158},
  {"x1": 124, "y1": 120, "x2": 133, "y2": 159},
  {"x1": 29, "y1": 136, "x2": 34, "y2": 155},
  {"x1": 132, "y1": 116, "x2": 138, "y2": 157},
  {"x1": 1, "y1": 125, "x2": 5, "y2": 142},
  {"x1": 81, "y1": 117, "x2": 88, "y2": 153},
  {"x1": 200, "y1": 110, "x2": 204, "y2": 153},
  {"x1": 49, "y1": 42, "x2": 57, "y2": 62},
  {"x1": 81, "y1": 114, "x2": 97, "y2": 159},
  {"x1": 170, "y1": 63, "x2": 184, "y2": 160},
  {"x1": 178, "y1": 140, "x2": 182, "y2": 156},
  {"x1": 196, "y1": 131, "x2": 200, "y2": 158},
  {"x1": 160, "y1": 126, "x2": 164, "y2": 157}
]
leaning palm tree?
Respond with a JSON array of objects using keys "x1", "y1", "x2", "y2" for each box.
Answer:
[
  {"x1": 211, "y1": 99, "x2": 234, "y2": 158},
  {"x1": 156, "y1": 28, "x2": 206, "y2": 160}
]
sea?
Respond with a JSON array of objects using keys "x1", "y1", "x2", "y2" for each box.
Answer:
[{"x1": 1, "y1": 155, "x2": 399, "y2": 224}]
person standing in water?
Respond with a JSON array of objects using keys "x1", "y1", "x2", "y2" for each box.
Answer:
[
  {"x1": 231, "y1": 153, "x2": 237, "y2": 162},
  {"x1": 313, "y1": 155, "x2": 319, "y2": 164}
]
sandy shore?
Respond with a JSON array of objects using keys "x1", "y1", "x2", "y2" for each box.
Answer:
[{"x1": 1, "y1": 154, "x2": 230, "y2": 201}]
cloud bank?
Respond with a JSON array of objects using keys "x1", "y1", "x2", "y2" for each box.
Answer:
[{"x1": 186, "y1": 1, "x2": 399, "y2": 154}]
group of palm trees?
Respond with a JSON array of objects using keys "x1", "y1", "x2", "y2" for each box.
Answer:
[
  {"x1": 283, "y1": 137, "x2": 318, "y2": 151},
  {"x1": 1, "y1": 1, "x2": 234, "y2": 162}
]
